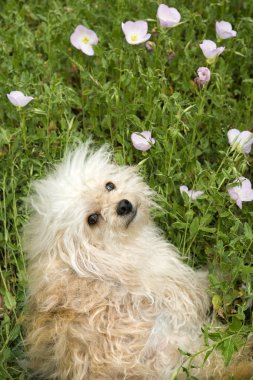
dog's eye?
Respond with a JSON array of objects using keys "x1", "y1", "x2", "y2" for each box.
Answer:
[
  {"x1": 105, "y1": 182, "x2": 115, "y2": 191},
  {"x1": 87, "y1": 214, "x2": 99, "y2": 225}
]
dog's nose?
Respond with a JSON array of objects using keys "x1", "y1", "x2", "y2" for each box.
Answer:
[{"x1": 116, "y1": 199, "x2": 133, "y2": 216}]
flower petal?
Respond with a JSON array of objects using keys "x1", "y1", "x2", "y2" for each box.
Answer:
[
  {"x1": 19, "y1": 96, "x2": 33, "y2": 106},
  {"x1": 197, "y1": 67, "x2": 211, "y2": 83},
  {"x1": 157, "y1": 4, "x2": 181, "y2": 27},
  {"x1": 227, "y1": 129, "x2": 253, "y2": 153},
  {"x1": 199, "y1": 40, "x2": 217, "y2": 58},
  {"x1": 7, "y1": 95, "x2": 20, "y2": 106},
  {"x1": 228, "y1": 188, "x2": 239, "y2": 202},
  {"x1": 199, "y1": 40, "x2": 224, "y2": 59},
  {"x1": 75, "y1": 25, "x2": 89, "y2": 36},
  {"x1": 190, "y1": 191, "x2": 204, "y2": 200},
  {"x1": 70, "y1": 32, "x2": 82, "y2": 49},
  {"x1": 180, "y1": 186, "x2": 203, "y2": 200},
  {"x1": 122, "y1": 21, "x2": 134, "y2": 35},
  {"x1": 132, "y1": 20, "x2": 148, "y2": 35},
  {"x1": 80, "y1": 44, "x2": 95, "y2": 56},
  {"x1": 131, "y1": 131, "x2": 155, "y2": 151},
  {"x1": 122, "y1": 21, "x2": 147, "y2": 36},
  {"x1": 125, "y1": 33, "x2": 151, "y2": 45},
  {"x1": 141, "y1": 131, "x2": 154, "y2": 142},
  {"x1": 236, "y1": 198, "x2": 243, "y2": 209},
  {"x1": 200, "y1": 40, "x2": 217, "y2": 50},
  {"x1": 84, "y1": 29, "x2": 99, "y2": 45},
  {"x1": 239, "y1": 131, "x2": 253, "y2": 153},
  {"x1": 239, "y1": 178, "x2": 253, "y2": 201},
  {"x1": 70, "y1": 25, "x2": 98, "y2": 52},
  {"x1": 7, "y1": 91, "x2": 33, "y2": 107},
  {"x1": 122, "y1": 21, "x2": 150, "y2": 44},
  {"x1": 215, "y1": 47, "x2": 225, "y2": 56},
  {"x1": 228, "y1": 177, "x2": 253, "y2": 208},
  {"x1": 227, "y1": 129, "x2": 240, "y2": 145},
  {"x1": 216, "y1": 21, "x2": 237, "y2": 39},
  {"x1": 180, "y1": 186, "x2": 189, "y2": 196}
]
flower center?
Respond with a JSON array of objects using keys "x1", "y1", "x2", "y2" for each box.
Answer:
[
  {"x1": 82, "y1": 36, "x2": 90, "y2": 44},
  {"x1": 130, "y1": 34, "x2": 138, "y2": 42}
]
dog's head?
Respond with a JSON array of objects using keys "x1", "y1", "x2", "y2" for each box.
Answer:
[{"x1": 26, "y1": 144, "x2": 154, "y2": 260}]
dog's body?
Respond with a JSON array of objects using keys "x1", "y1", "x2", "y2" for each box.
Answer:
[{"x1": 24, "y1": 144, "x2": 252, "y2": 379}]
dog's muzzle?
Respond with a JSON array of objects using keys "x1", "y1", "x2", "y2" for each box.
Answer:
[
  {"x1": 116, "y1": 199, "x2": 137, "y2": 226},
  {"x1": 116, "y1": 199, "x2": 133, "y2": 215}
]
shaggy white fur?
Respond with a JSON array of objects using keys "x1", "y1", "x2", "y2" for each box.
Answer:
[{"x1": 23, "y1": 143, "x2": 252, "y2": 380}]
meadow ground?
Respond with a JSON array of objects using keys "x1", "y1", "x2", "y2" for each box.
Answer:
[{"x1": 0, "y1": 0, "x2": 253, "y2": 379}]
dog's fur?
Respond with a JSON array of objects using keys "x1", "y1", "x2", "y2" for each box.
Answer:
[{"x1": 24, "y1": 144, "x2": 252, "y2": 379}]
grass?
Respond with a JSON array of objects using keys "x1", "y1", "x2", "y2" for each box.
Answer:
[{"x1": 0, "y1": 0, "x2": 253, "y2": 378}]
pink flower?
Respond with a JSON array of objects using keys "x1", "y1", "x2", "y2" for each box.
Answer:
[
  {"x1": 131, "y1": 131, "x2": 155, "y2": 151},
  {"x1": 227, "y1": 129, "x2": 253, "y2": 154},
  {"x1": 157, "y1": 4, "x2": 181, "y2": 28},
  {"x1": 216, "y1": 21, "x2": 237, "y2": 39},
  {"x1": 180, "y1": 186, "x2": 204, "y2": 200},
  {"x1": 122, "y1": 21, "x2": 151, "y2": 45},
  {"x1": 194, "y1": 67, "x2": 211, "y2": 86},
  {"x1": 199, "y1": 40, "x2": 225, "y2": 59},
  {"x1": 70, "y1": 25, "x2": 98, "y2": 56},
  {"x1": 7, "y1": 91, "x2": 34, "y2": 107},
  {"x1": 227, "y1": 177, "x2": 253, "y2": 209}
]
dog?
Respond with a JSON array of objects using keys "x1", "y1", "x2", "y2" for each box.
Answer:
[{"x1": 23, "y1": 143, "x2": 253, "y2": 379}]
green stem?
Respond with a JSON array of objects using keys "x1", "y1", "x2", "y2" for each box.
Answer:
[
  {"x1": 19, "y1": 110, "x2": 26, "y2": 149},
  {"x1": 79, "y1": 65, "x2": 86, "y2": 130},
  {"x1": 167, "y1": 136, "x2": 176, "y2": 176},
  {"x1": 189, "y1": 87, "x2": 207, "y2": 158},
  {"x1": 182, "y1": 205, "x2": 192, "y2": 256}
]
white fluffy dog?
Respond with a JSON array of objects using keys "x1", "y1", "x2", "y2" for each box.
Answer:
[{"x1": 24, "y1": 144, "x2": 252, "y2": 380}]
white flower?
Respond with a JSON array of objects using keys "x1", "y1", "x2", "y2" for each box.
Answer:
[
  {"x1": 227, "y1": 129, "x2": 253, "y2": 154},
  {"x1": 197, "y1": 67, "x2": 210, "y2": 83},
  {"x1": 216, "y1": 21, "x2": 237, "y2": 39},
  {"x1": 194, "y1": 67, "x2": 211, "y2": 86},
  {"x1": 199, "y1": 40, "x2": 225, "y2": 59},
  {"x1": 227, "y1": 177, "x2": 253, "y2": 209},
  {"x1": 131, "y1": 131, "x2": 155, "y2": 151},
  {"x1": 70, "y1": 25, "x2": 98, "y2": 56},
  {"x1": 180, "y1": 186, "x2": 204, "y2": 200},
  {"x1": 157, "y1": 4, "x2": 181, "y2": 28},
  {"x1": 122, "y1": 21, "x2": 151, "y2": 45},
  {"x1": 7, "y1": 91, "x2": 34, "y2": 107}
]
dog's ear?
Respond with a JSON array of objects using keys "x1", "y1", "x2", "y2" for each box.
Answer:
[
  {"x1": 54, "y1": 228, "x2": 141, "y2": 285},
  {"x1": 59, "y1": 143, "x2": 113, "y2": 181},
  {"x1": 27, "y1": 142, "x2": 112, "y2": 213},
  {"x1": 55, "y1": 229, "x2": 118, "y2": 280},
  {"x1": 56, "y1": 232, "x2": 101, "y2": 278}
]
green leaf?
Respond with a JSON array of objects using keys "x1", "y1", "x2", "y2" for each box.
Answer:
[
  {"x1": 4, "y1": 290, "x2": 16, "y2": 311},
  {"x1": 172, "y1": 221, "x2": 187, "y2": 230},
  {"x1": 222, "y1": 338, "x2": 235, "y2": 366},
  {"x1": 200, "y1": 214, "x2": 213, "y2": 226},
  {"x1": 244, "y1": 223, "x2": 253, "y2": 240},
  {"x1": 219, "y1": 211, "x2": 230, "y2": 218},
  {"x1": 199, "y1": 226, "x2": 216, "y2": 233},
  {"x1": 0, "y1": 347, "x2": 12, "y2": 363},
  {"x1": 8, "y1": 324, "x2": 20, "y2": 343},
  {"x1": 241, "y1": 266, "x2": 253, "y2": 275},
  {"x1": 229, "y1": 317, "x2": 242, "y2": 332},
  {"x1": 203, "y1": 348, "x2": 213, "y2": 364},
  {"x1": 190, "y1": 217, "x2": 199, "y2": 237},
  {"x1": 212, "y1": 294, "x2": 222, "y2": 311}
]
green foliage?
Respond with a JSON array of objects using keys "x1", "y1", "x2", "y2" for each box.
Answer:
[{"x1": 0, "y1": 0, "x2": 253, "y2": 378}]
